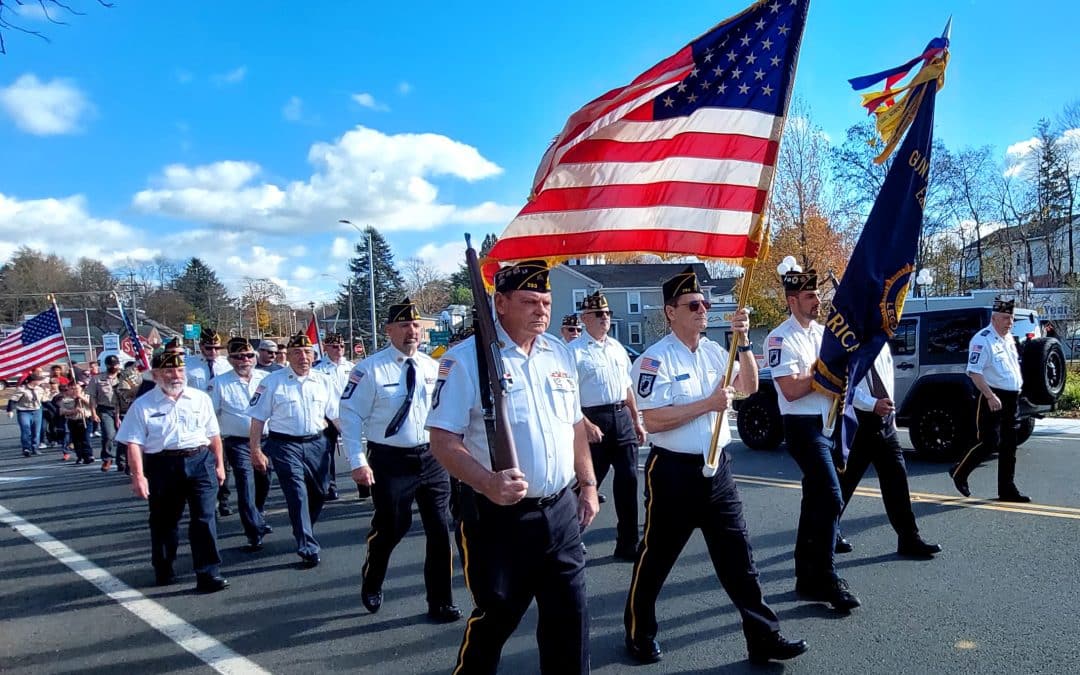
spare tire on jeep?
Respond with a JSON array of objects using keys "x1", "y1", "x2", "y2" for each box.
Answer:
[{"x1": 1021, "y1": 337, "x2": 1066, "y2": 405}]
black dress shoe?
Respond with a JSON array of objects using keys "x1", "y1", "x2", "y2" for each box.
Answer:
[
  {"x1": 897, "y1": 535, "x2": 942, "y2": 557},
  {"x1": 747, "y1": 632, "x2": 809, "y2": 664},
  {"x1": 597, "y1": 493, "x2": 607, "y2": 504},
  {"x1": 298, "y1": 553, "x2": 320, "y2": 568},
  {"x1": 195, "y1": 573, "x2": 229, "y2": 593},
  {"x1": 361, "y1": 588, "x2": 383, "y2": 614},
  {"x1": 949, "y1": 466, "x2": 971, "y2": 497},
  {"x1": 997, "y1": 492, "x2": 1031, "y2": 503},
  {"x1": 155, "y1": 567, "x2": 177, "y2": 586},
  {"x1": 244, "y1": 536, "x2": 264, "y2": 552},
  {"x1": 795, "y1": 577, "x2": 861, "y2": 611},
  {"x1": 428, "y1": 603, "x2": 463, "y2": 623},
  {"x1": 612, "y1": 545, "x2": 638, "y2": 562},
  {"x1": 625, "y1": 635, "x2": 662, "y2": 663},
  {"x1": 260, "y1": 523, "x2": 273, "y2": 535},
  {"x1": 834, "y1": 534, "x2": 853, "y2": 554},
  {"x1": 325, "y1": 488, "x2": 340, "y2": 502}
]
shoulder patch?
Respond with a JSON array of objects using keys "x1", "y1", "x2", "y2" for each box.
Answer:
[
  {"x1": 637, "y1": 373, "x2": 656, "y2": 397},
  {"x1": 431, "y1": 380, "x2": 446, "y2": 409},
  {"x1": 639, "y1": 357, "x2": 661, "y2": 374},
  {"x1": 767, "y1": 336, "x2": 783, "y2": 348},
  {"x1": 348, "y1": 370, "x2": 364, "y2": 384},
  {"x1": 768, "y1": 349, "x2": 781, "y2": 367},
  {"x1": 249, "y1": 383, "x2": 265, "y2": 406},
  {"x1": 437, "y1": 358, "x2": 455, "y2": 379},
  {"x1": 979, "y1": 329, "x2": 990, "y2": 336}
]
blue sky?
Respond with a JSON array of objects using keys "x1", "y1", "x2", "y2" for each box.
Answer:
[{"x1": 1, "y1": 0, "x2": 1076, "y2": 306}]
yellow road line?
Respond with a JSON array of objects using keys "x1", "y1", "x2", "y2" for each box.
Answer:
[{"x1": 734, "y1": 474, "x2": 1080, "y2": 521}]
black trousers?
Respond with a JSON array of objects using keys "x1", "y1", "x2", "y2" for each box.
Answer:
[
  {"x1": 625, "y1": 447, "x2": 779, "y2": 645},
  {"x1": 362, "y1": 442, "x2": 453, "y2": 606},
  {"x1": 783, "y1": 415, "x2": 843, "y2": 585},
  {"x1": 144, "y1": 449, "x2": 221, "y2": 576},
  {"x1": 67, "y1": 418, "x2": 93, "y2": 460},
  {"x1": 953, "y1": 388, "x2": 1021, "y2": 494},
  {"x1": 454, "y1": 488, "x2": 589, "y2": 675},
  {"x1": 839, "y1": 412, "x2": 918, "y2": 539},
  {"x1": 583, "y1": 404, "x2": 639, "y2": 551},
  {"x1": 324, "y1": 421, "x2": 339, "y2": 491}
]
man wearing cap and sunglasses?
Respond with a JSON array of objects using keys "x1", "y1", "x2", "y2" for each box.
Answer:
[
  {"x1": 256, "y1": 340, "x2": 283, "y2": 373},
  {"x1": 116, "y1": 350, "x2": 228, "y2": 592},
  {"x1": 339, "y1": 298, "x2": 460, "y2": 623},
  {"x1": 560, "y1": 313, "x2": 583, "y2": 343},
  {"x1": 624, "y1": 266, "x2": 806, "y2": 666},
  {"x1": 209, "y1": 337, "x2": 274, "y2": 552},
  {"x1": 248, "y1": 332, "x2": 340, "y2": 568},
  {"x1": 569, "y1": 291, "x2": 646, "y2": 562}
]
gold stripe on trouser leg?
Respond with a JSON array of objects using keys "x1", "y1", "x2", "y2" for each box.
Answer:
[
  {"x1": 955, "y1": 393, "x2": 986, "y2": 474},
  {"x1": 361, "y1": 528, "x2": 378, "y2": 580},
  {"x1": 627, "y1": 452, "x2": 660, "y2": 640},
  {"x1": 452, "y1": 521, "x2": 478, "y2": 675}
]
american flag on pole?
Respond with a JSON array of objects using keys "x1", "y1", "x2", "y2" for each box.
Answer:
[
  {"x1": 116, "y1": 302, "x2": 151, "y2": 371},
  {"x1": 0, "y1": 308, "x2": 68, "y2": 380},
  {"x1": 486, "y1": 0, "x2": 809, "y2": 267}
]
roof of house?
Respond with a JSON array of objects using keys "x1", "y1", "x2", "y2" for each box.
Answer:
[
  {"x1": 561, "y1": 263, "x2": 738, "y2": 294},
  {"x1": 963, "y1": 215, "x2": 1079, "y2": 251}
]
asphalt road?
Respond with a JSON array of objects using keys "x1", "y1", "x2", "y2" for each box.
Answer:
[{"x1": 2, "y1": 417, "x2": 1079, "y2": 674}]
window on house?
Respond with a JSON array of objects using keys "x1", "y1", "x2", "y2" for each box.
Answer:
[
  {"x1": 572, "y1": 289, "x2": 587, "y2": 310},
  {"x1": 627, "y1": 292, "x2": 641, "y2": 314},
  {"x1": 628, "y1": 322, "x2": 642, "y2": 344}
]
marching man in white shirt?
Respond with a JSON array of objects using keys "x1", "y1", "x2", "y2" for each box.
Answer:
[
  {"x1": 339, "y1": 298, "x2": 460, "y2": 623},
  {"x1": 314, "y1": 332, "x2": 354, "y2": 501},
  {"x1": 208, "y1": 337, "x2": 274, "y2": 552}
]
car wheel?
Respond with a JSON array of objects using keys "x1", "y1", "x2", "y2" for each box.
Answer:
[
  {"x1": 1021, "y1": 337, "x2": 1066, "y2": 405},
  {"x1": 1015, "y1": 417, "x2": 1036, "y2": 446},
  {"x1": 736, "y1": 391, "x2": 784, "y2": 450},
  {"x1": 909, "y1": 398, "x2": 974, "y2": 461}
]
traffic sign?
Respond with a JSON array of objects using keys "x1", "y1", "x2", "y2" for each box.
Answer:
[
  {"x1": 353, "y1": 343, "x2": 365, "y2": 356},
  {"x1": 184, "y1": 324, "x2": 201, "y2": 340},
  {"x1": 428, "y1": 329, "x2": 451, "y2": 346}
]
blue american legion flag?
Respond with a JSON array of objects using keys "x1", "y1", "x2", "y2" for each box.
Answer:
[
  {"x1": 487, "y1": 0, "x2": 810, "y2": 265},
  {"x1": 0, "y1": 308, "x2": 68, "y2": 380}
]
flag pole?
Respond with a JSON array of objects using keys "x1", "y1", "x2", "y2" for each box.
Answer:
[{"x1": 47, "y1": 293, "x2": 76, "y2": 376}]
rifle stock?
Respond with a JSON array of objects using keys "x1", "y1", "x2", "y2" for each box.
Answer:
[{"x1": 465, "y1": 234, "x2": 519, "y2": 471}]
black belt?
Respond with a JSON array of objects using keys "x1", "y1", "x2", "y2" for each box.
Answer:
[
  {"x1": 269, "y1": 431, "x2": 322, "y2": 443},
  {"x1": 652, "y1": 445, "x2": 705, "y2": 465},
  {"x1": 516, "y1": 486, "x2": 569, "y2": 510},
  {"x1": 152, "y1": 446, "x2": 208, "y2": 458},
  {"x1": 367, "y1": 441, "x2": 430, "y2": 453},
  {"x1": 582, "y1": 401, "x2": 627, "y2": 414}
]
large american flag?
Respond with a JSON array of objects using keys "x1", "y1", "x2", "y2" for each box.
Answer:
[
  {"x1": 488, "y1": 0, "x2": 809, "y2": 265},
  {"x1": 117, "y1": 302, "x2": 151, "y2": 371},
  {"x1": 0, "y1": 308, "x2": 68, "y2": 380}
]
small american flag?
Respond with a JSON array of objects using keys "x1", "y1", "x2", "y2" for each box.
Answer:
[
  {"x1": 0, "y1": 308, "x2": 68, "y2": 380},
  {"x1": 640, "y1": 357, "x2": 662, "y2": 374},
  {"x1": 488, "y1": 0, "x2": 809, "y2": 264},
  {"x1": 767, "y1": 336, "x2": 784, "y2": 348},
  {"x1": 438, "y1": 359, "x2": 455, "y2": 378}
]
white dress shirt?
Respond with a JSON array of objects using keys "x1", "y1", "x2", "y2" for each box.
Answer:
[
  {"x1": 966, "y1": 324, "x2": 1023, "y2": 391},
  {"x1": 116, "y1": 386, "x2": 220, "y2": 452},
  {"x1": 208, "y1": 368, "x2": 269, "y2": 438},
  {"x1": 246, "y1": 367, "x2": 339, "y2": 436},
  {"x1": 425, "y1": 322, "x2": 582, "y2": 498},
  {"x1": 185, "y1": 354, "x2": 233, "y2": 392},
  {"x1": 339, "y1": 346, "x2": 438, "y2": 469},
  {"x1": 766, "y1": 314, "x2": 831, "y2": 419},
  {"x1": 568, "y1": 331, "x2": 633, "y2": 407},
  {"x1": 852, "y1": 344, "x2": 894, "y2": 413},
  {"x1": 313, "y1": 356, "x2": 354, "y2": 396},
  {"x1": 632, "y1": 333, "x2": 738, "y2": 457}
]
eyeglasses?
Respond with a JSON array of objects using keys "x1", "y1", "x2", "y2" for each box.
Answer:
[
  {"x1": 592, "y1": 311, "x2": 612, "y2": 317},
  {"x1": 229, "y1": 353, "x2": 257, "y2": 360},
  {"x1": 565, "y1": 327, "x2": 582, "y2": 333},
  {"x1": 677, "y1": 299, "x2": 712, "y2": 312}
]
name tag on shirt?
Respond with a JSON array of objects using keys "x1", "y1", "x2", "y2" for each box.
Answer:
[
  {"x1": 549, "y1": 372, "x2": 574, "y2": 391},
  {"x1": 674, "y1": 373, "x2": 690, "y2": 382}
]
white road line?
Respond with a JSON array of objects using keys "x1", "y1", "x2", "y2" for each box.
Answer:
[{"x1": 0, "y1": 503, "x2": 271, "y2": 675}]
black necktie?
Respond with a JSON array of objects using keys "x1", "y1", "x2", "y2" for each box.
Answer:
[
  {"x1": 384, "y1": 358, "x2": 416, "y2": 437},
  {"x1": 208, "y1": 358, "x2": 216, "y2": 381}
]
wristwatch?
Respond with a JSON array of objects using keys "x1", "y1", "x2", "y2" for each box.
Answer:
[{"x1": 736, "y1": 342, "x2": 754, "y2": 354}]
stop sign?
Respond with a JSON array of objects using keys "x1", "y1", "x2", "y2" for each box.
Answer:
[{"x1": 353, "y1": 343, "x2": 365, "y2": 356}]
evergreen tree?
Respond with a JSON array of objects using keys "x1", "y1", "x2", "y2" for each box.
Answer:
[
  {"x1": 339, "y1": 226, "x2": 406, "y2": 352},
  {"x1": 172, "y1": 258, "x2": 233, "y2": 328},
  {"x1": 448, "y1": 233, "x2": 498, "y2": 306}
]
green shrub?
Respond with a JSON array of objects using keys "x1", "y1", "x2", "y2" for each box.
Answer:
[{"x1": 1058, "y1": 371, "x2": 1080, "y2": 412}]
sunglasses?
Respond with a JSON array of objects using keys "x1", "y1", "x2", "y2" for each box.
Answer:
[
  {"x1": 229, "y1": 353, "x2": 257, "y2": 360},
  {"x1": 677, "y1": 299, "x2": 712, "y2": 312},
  {"x1": 592, "y1": 310, "x2": 612, "y2": 317},
  {"x1": 565, "y1": 326, "x2": 582, "y2": 332}
]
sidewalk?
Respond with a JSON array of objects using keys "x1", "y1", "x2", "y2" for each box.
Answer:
[{"x1": 1033, "y1": 416, "x2": 1080, "y2": 438}]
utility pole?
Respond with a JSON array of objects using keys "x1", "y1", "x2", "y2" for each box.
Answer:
[
  {"x1": 347, "y1": 282, "x2": 354, "y2": 355},
  {"x1": 368, "y1": 230, "x2": 377, "y2": 353}
]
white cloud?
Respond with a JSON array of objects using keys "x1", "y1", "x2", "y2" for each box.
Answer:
[
  {"x1": 175, "y1": 68, "x2": 194, "y2": 84},
  {"x1": 415, "y1": 240, "x2": 467, "y2": 275},
  {"x1": 292, "y1": 266, "x2": 317, "y2": 281},
  {"x1": 14, "y1": 3, "x2": 50, "y2": 20},
  {"x1": 351, "y1": 92, "x2": 389, "y2": 112},
  {"x1": 133, "y1": 124, "x2": 513, "y2": 234},
  {"x1": 330, "y1": 237, "x2": 352, "y2": 258},
  {"x1": 398, "y1": 82, "x2": 413, "y2": 95},
  {"x1": 282, "y1": 96, "x2": 304, "y2": 122},
  {"x1": 288, "y1": 244, "x2": 307, "y2": 257},
  {"x1": 212, "y1": 66, "x2": 247, "y2": 86},
  {"x1": 0, "y1": 74, "x2": 93, "y2": 135}
]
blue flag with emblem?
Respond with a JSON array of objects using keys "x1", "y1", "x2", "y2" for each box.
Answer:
[{"x1": 812, "y1": 38, "x2": 947, "y2": 462}]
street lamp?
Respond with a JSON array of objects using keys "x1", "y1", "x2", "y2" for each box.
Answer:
[
  {"x1": 915, "y1": 268, "x2": 934, "y2": 309},
  {"x1": 339, "y1": 219, "x2": 377, "y2": 353},
  {"x1": 1013, "y1": 273, "x2": 1034, "y2": 306}
]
